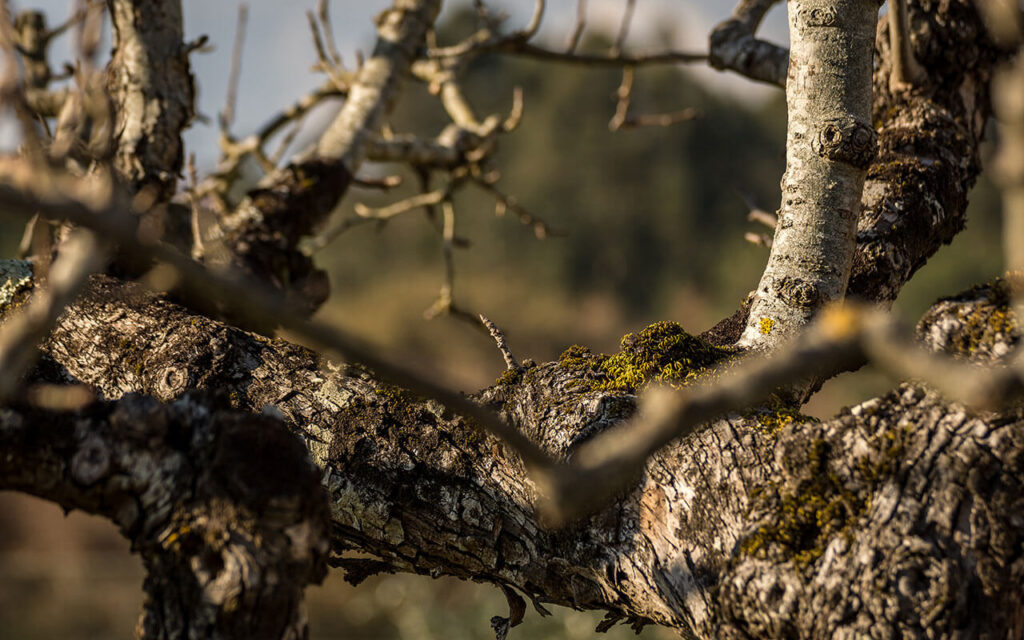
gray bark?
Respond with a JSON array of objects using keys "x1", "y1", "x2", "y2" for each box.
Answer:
[
  {"x1": 107, "y1": 0, "x2": 195, "y2": 201},
  {"x1": 2, "y1": 1, "x2": 1021, "y2": 639},
  {"x1": 739, "y1": 0, "x2": 879, "y2": 349}
]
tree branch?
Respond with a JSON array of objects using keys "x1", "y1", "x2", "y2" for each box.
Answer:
[
  {"x1": 0, "y1": 392, "x2": 330, "y2": 639},
  {"x1": 708, "y1": 0, "x2": 789, "y2": 87},
  {"x1": 107, "y1": 0, "x2": 195, "y2": 202},
  {"x1": 739, "y1": 0, "x2": 879, "y2": 348}
]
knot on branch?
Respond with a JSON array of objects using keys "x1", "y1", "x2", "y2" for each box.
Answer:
[
  {"x1": 813, "y1": 117, "x2": 877, "y2": 169},
  {"x1": 774, "y1": 276, "x2": 821, "y2": 309},
  {"x1": 797, "y1": 5, "x2": 839, "y2": 28}
]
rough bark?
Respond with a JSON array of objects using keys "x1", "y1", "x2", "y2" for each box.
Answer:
[
  {"x1": 2, "y1": 1, "x2": 1021, "y2": 639},
  {"x1": 847, "y1": 0, "x2": 1002, "y2": 305},
  {"x1": 0, "y1": 391, "x2": 329, "y2": 639},
  {"x1": 107, "y1": 0, "x2": 195, "y2": 202},
  {"x1": 740, "y1": 0, "x2": 879, "y2": 348},
  {"x1": 0, "y1": 266, "x2": 1017, "y2": 638}
]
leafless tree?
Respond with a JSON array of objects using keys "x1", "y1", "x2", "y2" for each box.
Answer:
[{"x1": 0, "y1": 0, "x2": 1022, "y2": 638}]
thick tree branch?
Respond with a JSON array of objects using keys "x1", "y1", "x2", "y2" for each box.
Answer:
[
  {"x1": 0, "y1": 393, "x2": 329, "y2": 639},
  {"x1": 107, "y1": 0, "x2": 195, "y2": 201},
  {"x1": 739, "y1": 0, "x2": 879, "y2": 348},
  {"x1": 847, "y1": 0, "x2": 1003, "y2": 304}
]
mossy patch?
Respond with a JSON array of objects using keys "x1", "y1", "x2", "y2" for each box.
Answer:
[
  {"x1": 558, "y1": 321, "x2": 734, "y2": 394},
  {"x1": 745, "y1": 399, "x2": 817, "y2": 437},
  {"x1": 739, "y1": 438, "x2": 867, "y2": 569},
  {"x1": 738, "y1": 421, "x2": 910, "y2": 571}
]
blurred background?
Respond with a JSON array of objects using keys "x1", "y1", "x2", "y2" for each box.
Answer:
[{"x1": 0, "y1": 0, "x2": 1004, "y2": 637}]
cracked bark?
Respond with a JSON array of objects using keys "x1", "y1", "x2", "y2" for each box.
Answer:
[
  {"x1": 0, "y1": 391, "x2": 329, "y2": 640},
  {"x1": 3, "y1": 0, "x2": 1022, "y2": 638},
  {"x1": 847, "y1": 0, "x2": 1002, "y2": 305},
  {"x1": 2, "y1": 263, "x2": 1020, "y2": 638}
]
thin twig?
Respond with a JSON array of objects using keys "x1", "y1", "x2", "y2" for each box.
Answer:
[
  {"x1": 479, "y1": 314, "x2": 520, "y2": 371},
  {"x1": 566, "y1": 0, "x2": 587, "y2": 53},
  {"x1": 219, "y1": 4, "x2": 248, "y2": 133},
  {"x1": 610, "y1": 0, "x2": 636, "y2": 57}
]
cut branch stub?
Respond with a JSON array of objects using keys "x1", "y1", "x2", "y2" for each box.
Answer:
[{"x1": 739, "y1": 0, "x2": 879, "y2": 349}]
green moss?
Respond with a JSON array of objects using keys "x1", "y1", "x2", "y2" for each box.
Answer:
[
  {"x1": 558, "y1": 321, "x2": 733, "y2": 394},
  {"x1": 738, "y1": 439, "x2": 866, "y2": 569},
  {"x1": 739, "y1": 421, "x2": 910, "y2": 571},
  {"x1": 495, "y1": 366, "x2": 524, "y2": 387}
]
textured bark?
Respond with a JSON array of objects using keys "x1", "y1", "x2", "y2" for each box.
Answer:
[
  {"x1": 2, "y1": 1, "x2": 1022, "y2": 638},
  {"x1": 740, "y1": 0, "x2": 879, "y2": 348},
  {"x1": 0, "y1": 392, "x2": 329, "y2": 639},
  {"x1": 847, "y1": 0, "x2": 1002, "y2": 305},
  {"x1": 107, "y1": 0, "x2": 195, "y2": 201},
  {"x1": 213, "y1": 0, "x2": 441, "y2": 314},
  {"x1": 0, "y1": 267, "x2": 1015, "y2": 639}
]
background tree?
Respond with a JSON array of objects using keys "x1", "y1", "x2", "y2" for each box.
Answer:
[{"x1": 0, "y1": 0, "x2": 1021, "y2": 639}]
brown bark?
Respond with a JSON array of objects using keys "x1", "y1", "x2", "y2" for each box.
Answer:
[{"x1": 847, "y1": 0, "x2": 1002, "y2": 304}]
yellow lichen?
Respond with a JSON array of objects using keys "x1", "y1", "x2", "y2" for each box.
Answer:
[{"x1": 758, "y1": 317, "x2": 775, "y2": 335}]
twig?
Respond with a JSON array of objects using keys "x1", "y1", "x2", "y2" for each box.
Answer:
[
  {"x1": 354, "y1": 188, "x2": 446, "y2": 219},
  {"x1": 566, "y1": 0, "x2": 587, "y2": 53},
  {"x1": 479, "y1": 314, "x2": 520, "y2": 371},
  {"x1": 219, "y1": 4, "x2": 248, "y2": 134},
  {"x1": 744, "y1": 231, "x2": 772, "y2": 248},
  {"x1": 610, "y1": 0, "x2": 636, "y2": 57},
  {"x1": 471, "y1": 176, "x2": 561, "y2": 239}
]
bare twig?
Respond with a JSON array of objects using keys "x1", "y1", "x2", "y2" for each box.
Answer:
[
  {"x1": 355, "y1": 189, "x2": 447, "y2": 219},
  {"x1": 219, "y1": 3, "x2": 248, "y2": 133},
  {"x1": 480, "y1": 313, "x2": 520, "y2": 371},
  {"x1": 471, "y1": 176, "x2": 561, "y2": 239},
  {"x1": 566, "y1": 0, "x2": 588, "y2": 53},
  {"x1": 610, "y1": 0, "x2": 637, "y2": 57},
  {"x1": 608, "y1": 65, "x2": 699, "y2": 130},
  {"x1": 744, "y1": 231, "x2": 772, "y2": 248}
]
